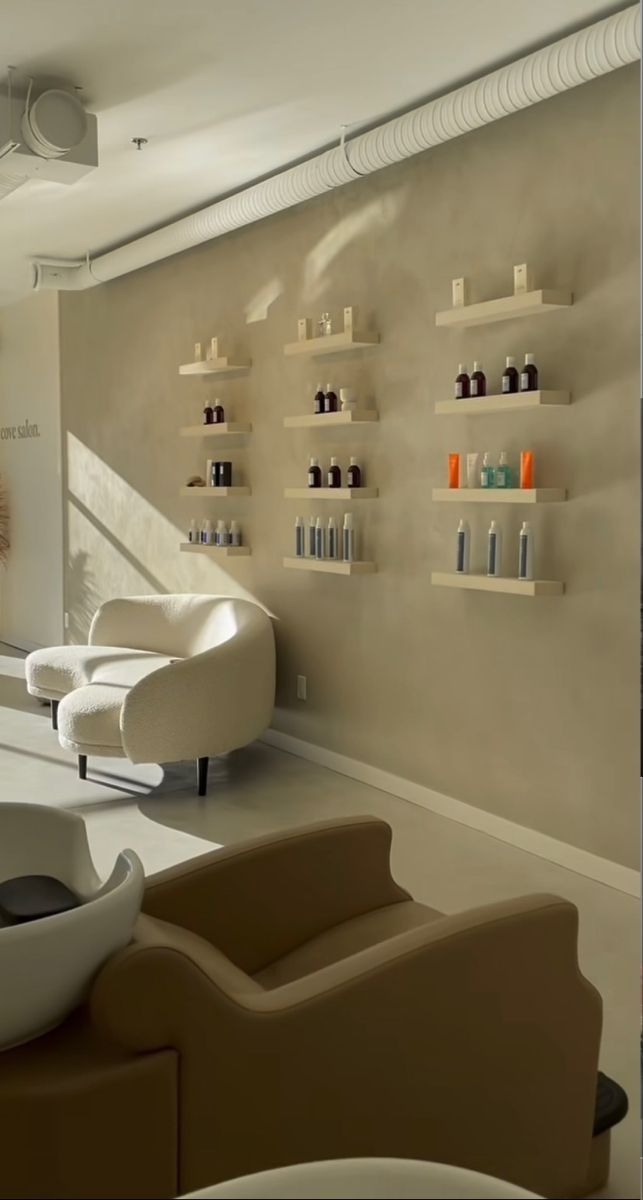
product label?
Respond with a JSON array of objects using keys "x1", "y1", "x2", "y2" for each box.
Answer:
[
  {"x1": 502, "y1": 378, "x2": 510, "y2": 393},
  {"x1": 308, "y1": 472, "x2": 316, "y2": 486},
  {"x1": 481, "y1": 469, "x2": 489, "y2": 487},
  {"x1": 455, "y1": 382, "x2": 464, "y2": 399},
  {"x1": 519, "y1": 536, "x2": 528, "y2": 579},
  {"x1": 456, "y1": 531, "x2": 465, "y2": 572},
  {"x1": 520, "y1": 372, "x2": 530, "y2": 390},
  {"x1": 487, "y1": 535, "x2": 496, "y2": 575},
  {"x1": 470, "y1": 380, "x2": 478, "y2": 396}
]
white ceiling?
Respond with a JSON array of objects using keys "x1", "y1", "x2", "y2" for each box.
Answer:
[{"x1": 0, "y1": 0, "x2": 627, "y2": 304}]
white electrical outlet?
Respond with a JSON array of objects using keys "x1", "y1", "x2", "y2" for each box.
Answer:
[{"x1": 296, "y1": 675, "x2": 307, "y2": 701}]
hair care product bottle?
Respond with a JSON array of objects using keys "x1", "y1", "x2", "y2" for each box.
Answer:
[
  {"x1": 212, "y1": 401, "x2": 225, "y2": 424},
  {"x1": 324, "y1": 383, "x2": 338, "y2": 413},
  {"x1": 188, "y1": 519, "x2": 198, "y2": 544},
  {"x1": 342, "y1": 513, "x2": 356, "y2": 562},
  {"x1": 470, "y1": 361, "x2": 486, "y2": 397},
  {"x1": 518, "y1": 521, "x2": 534, "y2": 580},
  {"x1": 203, "y1": 519, "x2": 214, "y2": 545},
  {"x1": 520, "y1": 450, "x2": 534, "y2": 489},
  {"x1": 448, "y1": 453, "x2": 461, "y2": 489},
  {"x1": 328, "y1": 517, "x2": 339, "y2": 559},
  {"x1": 200, "y1": 519, "x2": 207, "y2": 544},
  {"x1": 495, "y1": 450, "x2": 512, "y2": 489},
  {"x1": 454, "y1": 364, "x2": 470, "y2": 400},
  {"x1": 203, "y1": 402, "x2": 214, "y2": 425},
  {"x1": 327, "y1": 457, "x2": 342, "y2": 488},
  {"x1": 466, "y1": 452, "x2": 480, "y2": 489},
  {"x1": 308, "y1": 457, "x2": 322, "y2": 487},
  {"x1": 308, "y1": 515, "x2": 316, "y2": 557},
  {"x1": 314, "y1": 382, "x2": 325, "y2": 415},
  {"x1": 315, "y1": 516, "x2": 326, "y2": 559},
  {"x1": 480, "y1": 452, "x2": 495, "y2": 488},
  {"x1": 340, "y1": 387, "x2": 356, "y2": 412},
  {"x1": 347, "y1": 457, "x2": 361, "y2": 487},
  {"x1": 501, "y1": 356, "x2": 519, "y2": 394},
  {"x1": 520, "y1": 353, "x2": 538, "y2": 392},
  {"x1": 295, "y1": 516, "x2": 304, "y2": 557},
  {"x1": 216, "y1": 462, "x2": 232, "y2": 487},
  {"x1": 487, "y1": 520, "x2": 502, "y2": 577},
  {"x1": 230, "y1": 520, "x2": 242, "y2": 547},
  {"x1": 214, "y1": 520, "x2": 224, "y2": 546},
  {"x1": 455, "y1": 519, "x2": 470, "y2": 574}
]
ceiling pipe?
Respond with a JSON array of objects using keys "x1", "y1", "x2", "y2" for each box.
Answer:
[{"x1": 33, "y1": 3, "x2": 640, "y2": 292}]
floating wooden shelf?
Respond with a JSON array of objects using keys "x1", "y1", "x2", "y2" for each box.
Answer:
[
  {"x1": 284, "y1": 330, "x2": 380, "y2": 357},
  {"x1": 180, "y1": 542, "x2": 250, "y2": 557},
  {"x1": 435, "y1": 290, "x2": 572, "y2": 329},
  {"x1": 431, "y1": 572, "x2": 564, "y2": 596},
  {"x1": 435, "y1": 390, "x2": 570, "y2": 415},
  {"x1": 180, "y1": 423, "x2": 252, "y2": 437},
  {"x1": 432, "y1": 488, "x2": 566, "y2": 504},
  {"x1": 179, "y1": 357, "x2": 251, "y2": 377},
  {"x1": 284, "y1": 410, "x2": 378, "y2": 428},
  {"x1": 179, "y1": 486, "x2": 250, "y2": 497},
  {"x1": 284, "y1": 487, "x2": 377, "y2": 500},
  {"x1": 283, "y1": 557, "x2": 376, "y2": 575}
]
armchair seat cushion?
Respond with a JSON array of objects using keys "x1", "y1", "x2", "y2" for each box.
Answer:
[
  {"x1": 253, "y1": 900, "x2": 443, "y2": 989},
  {"x1": 26, "y1": 644, "x2": 179, "y2": 701},
  {"x1": 58, "y1": 684, "x2": 128, "y2": 756}
]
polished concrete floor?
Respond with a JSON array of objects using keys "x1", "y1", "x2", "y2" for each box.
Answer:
[{"x1": 0, "y1": 646, "x2": 638, "y2": 1198}]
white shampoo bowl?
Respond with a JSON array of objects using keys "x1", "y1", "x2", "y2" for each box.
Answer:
[{"x1": 0, "y1": 803, "x2": 144, "y2": 1050}]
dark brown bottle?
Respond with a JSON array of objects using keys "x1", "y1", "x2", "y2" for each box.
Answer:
[
  {"x1": 327, "y1": 457, "x2": 341, "y2": 487},
  {"x1": 501, "y1": 356, "x2": 519, "y2": 394},
  {"x1": 454, "y1": 363, "x2": 470, "y2": 399},
  {"x1": 307, "y1": 457, "x2": 322, "y2": 487},
  {"x1": 470, "y1": 361, "x2": 486, "y2": 397},
  {"x1": 347, "y1": 457, "x2": 361, "y2": 487},
  {"x1": 324, "y1": 383, "x2": 338, "y2": 413},
  {"x1": 314, "y1": 382, "x2": 325, "y2": 415},
  {"x1": 203, "y1": 403, "x2": 214, "y2": 425},
  {"x1": 213, "y1": 402, "x2": 225, "y2": 423},
  {"x1": 520, "y1": 354, "x2": 538, "y2": 392}
]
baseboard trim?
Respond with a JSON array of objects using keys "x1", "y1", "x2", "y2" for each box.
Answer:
[
  {"x1": 261, "y1": 729, "x2": 640, "y2": 898},
  {"x1": 0, "y1": 637, "x2": 40, "y2": 654}
]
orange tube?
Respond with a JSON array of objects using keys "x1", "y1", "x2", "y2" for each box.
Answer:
[
  {"x1": 448, "y1": 453, "x2": 461, "y2": 489},
  {"x1": 520, "y1": 450, "x2": 534, "y2": 489}
]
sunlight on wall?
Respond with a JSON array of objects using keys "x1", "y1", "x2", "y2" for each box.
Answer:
[
  {"x1": 66, "y1": 433, "x2": 271, "y2": 641},
  {"x1": 303, "y1": 191, "x2": 404, "y2": 299},
  {"x1": 244, "y1": 276, "x2": 283, "y2": 324}
]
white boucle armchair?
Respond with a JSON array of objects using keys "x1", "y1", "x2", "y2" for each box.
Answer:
[{"x1": 28, "y1": 595, "x2": 275, "y2": 796}]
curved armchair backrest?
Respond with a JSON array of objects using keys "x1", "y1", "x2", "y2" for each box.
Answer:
[{"x1": 90, "y1": 594, "x2": 271, "y2": 659}]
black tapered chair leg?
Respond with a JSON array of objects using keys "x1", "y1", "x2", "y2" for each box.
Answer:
[
  {"x1": 197, "y1": 757, "x2": 209, "y2": 797},
  {"x1": 78, "y1": 755, "x2": 87, "y2": 781},
  {"x1": 51, "y1": 700, "x2": 59, "y2": 731}
]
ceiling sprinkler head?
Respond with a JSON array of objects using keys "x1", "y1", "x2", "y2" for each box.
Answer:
[{"x1": 131, "y1": 137, "x2": 148, "y2": 150}]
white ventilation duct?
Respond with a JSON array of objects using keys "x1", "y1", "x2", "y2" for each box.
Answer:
[{"x1": 33, "y1": 3, "x2": 640, "y2": 292}]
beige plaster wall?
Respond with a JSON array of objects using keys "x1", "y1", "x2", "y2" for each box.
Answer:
[
  {"x1": 0, "y1": 291, "x2": 63, "y2": 648},
  {"x1": 59, "y1": 65, "x2": 639, "y2": 866}
]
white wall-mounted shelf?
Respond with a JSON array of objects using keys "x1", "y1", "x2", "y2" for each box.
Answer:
[
  {"x1": 431, "y1": 572, "x2": 564, "y2": 596},
  {"x1": 180, "y1": 542, "x2": 250, "y2": 557},
  {"x1": 180, "y1": 423, "x2": 252, "y2": 437},
  {"x1": 435, "y1": 390, "x2": 570, "y2": 415},
  {"x1": 284, "y1": 330, "x2": 379, "y2": 357},
  {"x1": 284, "y1": 410, "x2": 378, "y2": 428},
  {"x1": 432, "y1": 488, "x2": 567, "y2": 504},
  {"x1": 284, "y1": 487, "x2": 377, "y2": 500},
  {"x1": 179, "y1": 358, "x2": 251, "y2": 377},
  {"x1": 283, "y1": 557, "x2": 376, "y2": 575},
  {"x1": 435, "y1": 289, "x2": 572, "y2": 329},
  {"x1": 180, "y1": 486, "x2": 250, "y2": 497}
]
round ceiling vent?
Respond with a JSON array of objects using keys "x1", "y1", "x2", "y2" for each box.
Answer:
[{"x1": 21, "y1": 88, "x2": 88, "y2": 160}]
